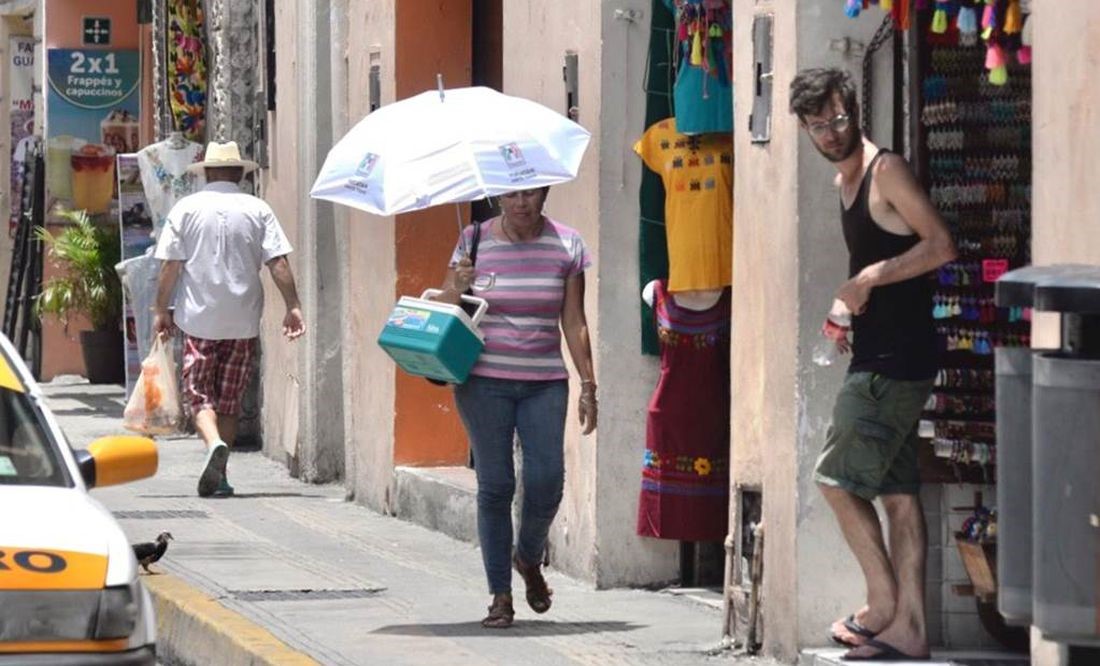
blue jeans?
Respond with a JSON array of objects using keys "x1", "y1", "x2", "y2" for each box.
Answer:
[{"x1": 454, "y1": 375, "x2": 568, "y2": 594}]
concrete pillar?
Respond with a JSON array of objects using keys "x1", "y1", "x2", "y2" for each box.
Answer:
[
  {"x1": 593, "y1": 0, "x2": 679, "y2": 588},
  {"x1": 291, "y1": 0, "x2": 344, "y2": 483},
  {"x1": 340, "y1": 0, "x2": 397, "y2": 513},
  {"x1": 328, "y1": 0, "x2": 351, "y2": 491},
  {"x1": 1031, "y1": 1, "x2": 1100, "y2": 266}
]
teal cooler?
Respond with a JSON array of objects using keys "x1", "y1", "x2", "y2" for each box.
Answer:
[{"x1": 377, "y1": 289, "x2": 488, "y2": 383}]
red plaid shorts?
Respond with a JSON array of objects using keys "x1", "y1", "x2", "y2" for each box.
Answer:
[{"x1": 181, "y1": 335, "x2": 258, "y2": 416}]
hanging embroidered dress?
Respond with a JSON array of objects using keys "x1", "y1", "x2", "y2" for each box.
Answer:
[
  {"x1": 167, "y1": 0, "x2": 208, "y2": 140},
  {"x1": 638, "y1": 279, "x2": 731, "y2": 541},
  {"x1": 136, "y1": 140, "x2": 205, "y2": 238}
]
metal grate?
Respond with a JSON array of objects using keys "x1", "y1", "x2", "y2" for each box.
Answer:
[
  {"x1": 230, "y1": 588, "x2": 385, "y2": 602},
  {"x1": 113, "y1": 510, "x2": 210, "y2": 520}
]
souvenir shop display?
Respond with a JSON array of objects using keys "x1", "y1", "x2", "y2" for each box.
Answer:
[
  {"x1": 845, "y1": 1, "x2": 1030, "y2": 85},
  {"x1": 637, "y1": 279, "x2": 731, "y2": 541},
  {"x1": 633, "y1": 117, "x2": 733, "y2": 292},
  {"x1": 167, "y1": 0, "x2": 208, "y2": 141},
  {"x1": 916, "y1": 2, "x2": 1032, "y2": 477},
  {"x1": 663, "y1": 0, "x2": 732, "y2": 135}
]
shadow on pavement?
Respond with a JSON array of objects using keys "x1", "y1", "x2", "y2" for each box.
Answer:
[
  {"x1": 371, "y1": 620, "x2": 642, "y2": 638},
  {"x1": 136, "y1": 492, "x2": 324, "y2": 499}
]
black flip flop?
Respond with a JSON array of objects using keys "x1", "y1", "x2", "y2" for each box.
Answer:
[
  {"x1": 841, "y1": 637, "x2": 930, "y2": 662},
  {"x1": 829, "y1": 614, "x2": 877, "y2": 648}
]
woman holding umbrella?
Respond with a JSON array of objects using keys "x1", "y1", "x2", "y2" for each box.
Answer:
[{"x1": 435, "y1": 186, "x2": 598, "y2": 629}]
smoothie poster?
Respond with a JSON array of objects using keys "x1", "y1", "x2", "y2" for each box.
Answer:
[{"x1": 46, "y1": 49, "x2": 140, "y2": 218}]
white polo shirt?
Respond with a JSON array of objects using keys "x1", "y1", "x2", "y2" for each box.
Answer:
[{"x1": 154, "y1": 182, "x2": 292, "y2": 340}]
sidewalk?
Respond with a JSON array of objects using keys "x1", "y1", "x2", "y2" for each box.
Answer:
[{"x1": 44, "y1": 380, "x2": 766, "y2": 666}]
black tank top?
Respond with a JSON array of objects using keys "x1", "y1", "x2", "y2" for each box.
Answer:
[{"x1": 841, "y1": 149, "x2": 938, "y2": 380}]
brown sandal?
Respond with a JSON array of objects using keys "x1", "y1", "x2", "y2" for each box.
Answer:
[
  {"x1": 513, "y1": 554, "x2": 553, "y2": 614},
  {"x1": 481, "y1": 593, "x2": 514, "y2": 629}
]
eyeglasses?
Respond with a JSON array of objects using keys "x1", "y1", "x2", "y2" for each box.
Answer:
[{"x1": 806, "y1": 114, "x2": 851, "y2": 137}]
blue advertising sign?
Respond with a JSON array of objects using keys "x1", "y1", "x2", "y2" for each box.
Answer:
[
  {"x1": 48, "y1": 48, "x2": 139, "y2": 110},
  {"x1": 46, "y1": 49, "x2": 141, "y2": 215}
]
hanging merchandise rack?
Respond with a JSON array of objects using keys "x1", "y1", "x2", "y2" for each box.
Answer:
[
  {"x1": 915, "y1": 5, "x2": 1032, "y2": 484},
  {"x1": 3, "y1": 140, "x2": 45, "y2": 377}
]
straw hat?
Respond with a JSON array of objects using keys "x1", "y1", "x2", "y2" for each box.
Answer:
[{"x1": 187, "y1": 141, "x2": 259, "y2": 174}]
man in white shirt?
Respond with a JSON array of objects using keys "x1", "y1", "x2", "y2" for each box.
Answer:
[{"x1": 153, "y1": 141, "x2": 305, "y2": 497}]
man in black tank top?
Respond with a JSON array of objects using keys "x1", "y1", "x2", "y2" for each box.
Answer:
[{"x1": 790, "y1": 68, "x2": 957, "y2": 662}]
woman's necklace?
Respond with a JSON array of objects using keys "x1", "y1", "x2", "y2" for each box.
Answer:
[{"x1": 501, "y1": 214, "x2": 544, "y2": 243}]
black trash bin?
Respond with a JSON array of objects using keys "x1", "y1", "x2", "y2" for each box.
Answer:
[{"x1": 1029, "y1": 266, "x2": 1100, "y2": 644}]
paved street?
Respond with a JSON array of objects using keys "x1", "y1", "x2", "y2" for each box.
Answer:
[{"x1": 44, "y1": 378, "x2": 779, "y2": 666}]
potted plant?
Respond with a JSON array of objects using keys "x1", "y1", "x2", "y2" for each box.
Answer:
[{"x1": 35, "y1": 209, "x2": 124, "y2": 384}]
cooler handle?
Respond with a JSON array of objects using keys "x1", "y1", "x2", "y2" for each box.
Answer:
[{"x1": 420, "y1": 289, "x2": 489, "y2": 326}]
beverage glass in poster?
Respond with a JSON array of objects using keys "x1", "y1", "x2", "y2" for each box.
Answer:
[{"x1": 71, "y1": 143, "x2": 117, "y2": 214}]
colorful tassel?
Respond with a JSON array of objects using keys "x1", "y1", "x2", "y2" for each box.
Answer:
[
  {"x1": 985, "y1": 43, "x2": 1006, "y2": 69},
  {"x1": 932, "y1": 3, "x2": 949, "y2": 34},
  {"x1": 957, "y1": 6, "x2": 978, "y2": 34},
  {"x1": 880, "y1": 0, "x2": 893, "y2": 9},
  {"x1": 894, "y1": 0, "x2": 912, "y2": 31},
  {"x1": 691, "y1": 28, "x2": 704, "y2": 66},
  {"x1": 1021, "y1": 15, "x2": 1032, "y2": 46},
  {"x1": 845, "y1": 0, "x2": 861, "y2": 18},
  {"x1": 1004, "y1": 0, "x2": 1022, "y2": 33},
  {"x1": 988, "y1": 65, "x2": 1008, "y2": 85},
  {"x1": 981, "y1": 1, "x2": 994, "y2": 29},
  {"x1": 1016, "y1": 45, "x2": 1032, "y2": 65}
]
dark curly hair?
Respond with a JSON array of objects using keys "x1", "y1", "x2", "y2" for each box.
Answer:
[{"x1": 788, "y1": 67, "x2": 859, "y2": 124}]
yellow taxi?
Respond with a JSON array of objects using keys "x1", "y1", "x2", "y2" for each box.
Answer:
[{"x1": 0, "y1": 335, "x2": 158, "y2": 665}]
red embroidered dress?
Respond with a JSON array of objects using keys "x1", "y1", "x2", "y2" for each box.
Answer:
[{"x1": 637, "y1": 280, "x2": 731, "y2": 541}]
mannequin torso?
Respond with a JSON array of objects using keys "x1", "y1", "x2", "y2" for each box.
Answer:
[{"x1": 642, "y1": 279, "x2": 722, "y2": 311}]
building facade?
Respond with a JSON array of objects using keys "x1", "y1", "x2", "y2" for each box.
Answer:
[{"x1": 4, "y1": 1, "x2": 1094, "y2": 663}]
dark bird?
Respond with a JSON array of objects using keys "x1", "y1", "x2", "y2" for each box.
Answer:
[{"x1": 132, "y1": 532, "x2": 173, "y2": 574}]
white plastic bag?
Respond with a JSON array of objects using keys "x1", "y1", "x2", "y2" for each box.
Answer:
[{"x1": 123, "y1": 334, "x2": 181, "y2": 435}]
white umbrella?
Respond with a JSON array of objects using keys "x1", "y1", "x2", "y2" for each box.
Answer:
[{"x1": 310, "y1": 83, "x2": 591, "y2": 219}]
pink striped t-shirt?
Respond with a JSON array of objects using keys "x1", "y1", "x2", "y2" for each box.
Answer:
[{"x1": 449, "y1": 217, "x2": 591, "y2": 381}]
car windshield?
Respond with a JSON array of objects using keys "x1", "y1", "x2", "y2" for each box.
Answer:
[{"x1": 0, "y1": 387, "x2": 68, "y2": 487}]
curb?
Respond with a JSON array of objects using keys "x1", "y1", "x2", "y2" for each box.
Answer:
[{"x1": 144, "y1": 574, "x2": 319, "y2": 666}]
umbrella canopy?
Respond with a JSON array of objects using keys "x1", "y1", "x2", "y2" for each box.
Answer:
[{"x1": 310, "y1": 86, "x2": 591, "y2": 217}]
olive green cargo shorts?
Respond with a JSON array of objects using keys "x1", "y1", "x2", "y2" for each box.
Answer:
[{"x1": 814, "y1": 372, "x2": 934, "y2": 501}]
